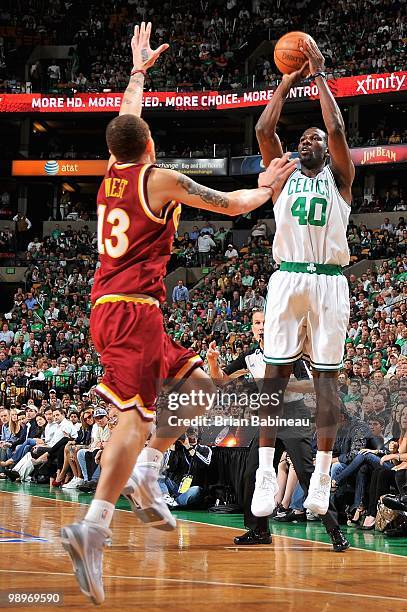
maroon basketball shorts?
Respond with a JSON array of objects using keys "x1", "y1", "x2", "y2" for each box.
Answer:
[{"x1": 91, "y1": 296, "x2": 203, "y2": 421}]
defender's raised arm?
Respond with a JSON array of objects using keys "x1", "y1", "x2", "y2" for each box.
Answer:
[{"x1": 108, "y1": 22, "x2": 168, "y2": 169}]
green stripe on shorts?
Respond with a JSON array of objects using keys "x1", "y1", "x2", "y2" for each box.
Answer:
[
  {"x1": 310, "y1": 359, "x2": 343, "y2": 367},
  {"x1": 264, "y1": 350, "x2": 303, "y2": 364}
]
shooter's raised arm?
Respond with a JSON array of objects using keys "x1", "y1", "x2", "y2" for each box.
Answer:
[{"x1": 301, "y1": 38, "x2": 354, "y2": 203}]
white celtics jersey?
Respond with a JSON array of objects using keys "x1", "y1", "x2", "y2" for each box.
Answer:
[{"x1": 272, "y1": 165, "x2": 350, "y2": 266}]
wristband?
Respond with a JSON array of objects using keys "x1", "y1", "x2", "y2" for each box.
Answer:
[
  {"x1": 130, "y1": 68, "x2": 147, "y2": 77},
  {"x1": 310, "y1": 71, "x2": 327, "y2": 80}
]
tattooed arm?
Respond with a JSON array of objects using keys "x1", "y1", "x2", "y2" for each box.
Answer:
[
  {"x1": 148, "y1": 154, "x2": 297, "y2": 217},
  {"x1": 119, "y1": 22, "x2": 168, "y2": 118},
  {"x1": 108, "y1": 22, "x2": 168, "y2": 168},
  {"x1": 119, "y1": 71, "x2": 145, "y2": 119}
]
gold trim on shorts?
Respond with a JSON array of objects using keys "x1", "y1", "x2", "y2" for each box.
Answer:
[
  {"x1": 96, "y1": 382, "x2": 155, "y2": 418},
  {"x1": 93, "y1": 293, "x2": 159, "y2": 308}
]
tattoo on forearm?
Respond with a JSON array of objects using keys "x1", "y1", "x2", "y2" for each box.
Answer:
[
  {"x1": 130, "y1": 74, "x2": 144, "y2": 86},
  {"x1": 176, "y1": 175, "x2": 229, "y2": 208},
  {"x1": 123, "y1": 74, "x2": 145, "y2": 105}
]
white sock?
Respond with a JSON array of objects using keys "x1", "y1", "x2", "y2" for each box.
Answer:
[
  {"x1": 85, "y1": 499, "x2": 115, "y2": 529},
  {"x1": 315, "y1": 451, "x2": 333, "y2": 476},
  {"x1": 258, "y1": 447, "x2": 275, "y2": 470},
  {"x1": 136, "y1": 446, "x2": 163, "y2": 469}
]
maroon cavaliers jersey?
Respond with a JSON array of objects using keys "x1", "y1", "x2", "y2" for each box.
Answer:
[{"x1": 91, "y1": 162, "x2": 181, "y2": 303}]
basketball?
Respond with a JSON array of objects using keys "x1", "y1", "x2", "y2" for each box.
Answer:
[{"x1": 274, "y1": 31, "x2": 313, "y2": 74}]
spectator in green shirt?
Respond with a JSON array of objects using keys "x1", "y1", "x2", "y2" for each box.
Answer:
[
  {"x1": 51, "y1": 225, "x2": 61, "y2": 240},
  {"x1": 396, "y1": 328, "x2": 407, "y2": 349},
  {"x1": 371, "y1": 356, "x2": 388, "y2": 375},
  {"x1": 342, "y1": 379, "x2": 362, "y2": 405},
  {"x1": 13, "y1": 324, "x2": 30, "y2": 345},
  {"x1": 44, "y1": 358, "x2": 59, "y2": 381},
  {"x1": 241, "y1": 269, "x2": 255, "y2": 287},
  {"x1": 214, "y1": 227, "x2": 228, "y2": 250},
  {"x1": 173, "y1": 324, "x2": 183, "y2": 341},
  {"x1": 240, "y1": 314, "x2": 251, "y2": 332},
  {"x1": 11, "y1": 345, "x2": 25, "y2": 364},
  {"x1": 227, "y1": 319, "x2": 241, "y2": 334},
  {"x1": 55, "y1": 362, "x2": 71, "y2": 390}
]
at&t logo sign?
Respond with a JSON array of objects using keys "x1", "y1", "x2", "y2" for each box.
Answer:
[{"x1": 44, "y1": 160, "x2": 60, "y2": 175}]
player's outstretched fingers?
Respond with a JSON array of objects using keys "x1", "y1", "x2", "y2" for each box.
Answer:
[
  {"x1": 300, "y1": 41, "x2": 311, "y2": 57},
  {"x1": 279, "y1": 159, "x2": 298, "y2": 182},
  {"x1": 258, "y1": 153, "x2": 297, "y2": 189},
  {"x1": 207, "y1": 340, "x2": 220, "y2": 361},
  {"x1": 141, "y1": 21, "x2": 151, "y2": 44},
  {"x1": 140, "y1": 21, "x2": 146, "y2": 37},
  {"x1": 308, "y1": 38, "x2": 321, "y2": 53},
  {"x1": 274, "y1": 151, "x2": 292, "y2": 167},
  {"x1": 145, "y1": 21, "x2": 152, "y2": 41},
  {"x1": 132, "y1": 24, "x2": 139, "y2": 45}
]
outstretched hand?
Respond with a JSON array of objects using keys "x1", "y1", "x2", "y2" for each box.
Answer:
[
  {"x1": 258, "y1": 152, "x2": 298, "y2": 194},
  {"x1": 300, "y1": 38, "x2": 325, "y2": 74},
  {"x1": 207, "y1": 340, "x2": 220, "y2": 363},
  {"x1": 131, "y1": 22, "x2": 169, "y2": 71}
]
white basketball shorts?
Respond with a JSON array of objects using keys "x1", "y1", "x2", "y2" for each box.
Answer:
[{"x1": 263, "y1": 270, "x2": 350, "y2": 371}]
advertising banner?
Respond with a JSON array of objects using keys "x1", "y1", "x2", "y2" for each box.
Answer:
[
  {"x1": 12, "y1": 146, "x2": 407, "y2": 178},
  {"x1": 1, "y1": 71, "x2": 405, "y2": 113},
  {"x1": 231, "y1": 145, "x2": 407, "y2": 175},
  {"x1": 350, "y1": 145, "x2": 407, "y2": 166},
  {"x1": 11, "y1": 158, "x2": 228, "y2": 177},
  {"x1": 155, "y1": 158, "x2": 227, "y2": 175},
  {"x1": 12, "y1": 160, "x2": 108, "y2": 176}
]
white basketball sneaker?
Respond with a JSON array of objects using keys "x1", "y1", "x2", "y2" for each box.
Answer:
[
  {"x1": 251, "y1": 468, "x2": 279, "y2": 517},
  {"x1": 304, "y1": 472, "x2": 331, "y2": 515},
  {"x1": 122, "y1": 464, "x2": 176, "y2": 531},
  {"x1": 61, "y1": 520, "x2": 112, "y2": 605}
]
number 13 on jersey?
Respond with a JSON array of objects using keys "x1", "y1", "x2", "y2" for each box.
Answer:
[
  {"x1": 291, "y1": 196, "x2": 327, "y2": 227},
  {"x1": 97, "y1": 204, "x2": 130, "y2": 258}
]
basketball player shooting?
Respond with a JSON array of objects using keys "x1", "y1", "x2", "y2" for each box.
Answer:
[
  {"x1": 251, "y1": 37, "x2": 354, "y2": 519},
  {"x1": 60, "y1": 22, "x2": 297, "y2": 606}
]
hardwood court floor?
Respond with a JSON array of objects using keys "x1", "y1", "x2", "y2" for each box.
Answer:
[{"x1": 0, "y1": 483, "x2": 406, "y2": 611}]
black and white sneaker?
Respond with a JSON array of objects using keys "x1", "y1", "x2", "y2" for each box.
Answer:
[
  {"x1": 273, "y1": 509, "x2": 307, "y2": 523},
  {"x1": 233, "y1": 529, "x2": 272, "y2": 545},
  {"x1": 327, "y1": 526, "x2": 350, "y2": 552}
]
